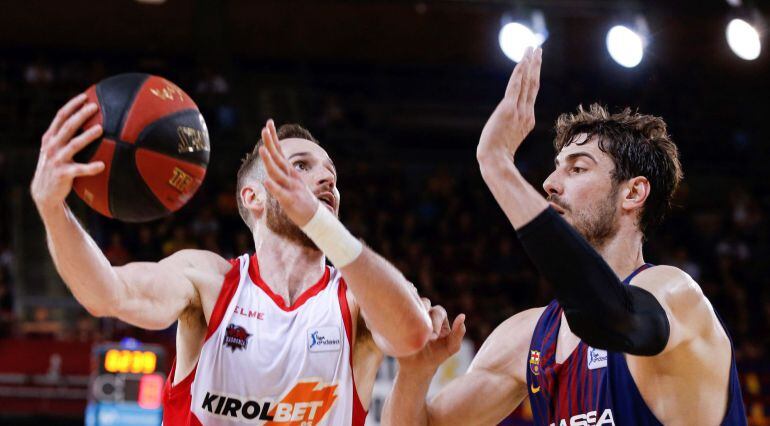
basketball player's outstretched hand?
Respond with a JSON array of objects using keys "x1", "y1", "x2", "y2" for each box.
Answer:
[
  {"x1": 477, "y1": 46, "x2": 542, "y2": 160},
  {"x1": 259, "y1": 119, "x2": 320, "y2": 226},
  {"x1": 398, "y1": 312, "x2": 466, "y2": 373},
  {"x1": 31, "y1": 93, "x2": 105, "y2": 214}
]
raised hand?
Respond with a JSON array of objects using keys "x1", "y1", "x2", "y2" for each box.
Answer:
[
  {"x1": 31, "y1": 93, "x2": 105, "y2": 214},
  {"x1": 398, "y1": 306, "x2": 467, "y2": 374},
  {"x1": 258, "y1": 119, "x2": 320, "y2": 227},
  {"x1": 478, "y1": 47, "x2": 542, "y2": 161}
]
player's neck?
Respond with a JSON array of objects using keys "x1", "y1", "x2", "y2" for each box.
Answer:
[
  {"x1": 593, "y1": 226, "x2": 645, "y2": 281},
  {"x1": 253, "y1": 229, "x2": 327, "y2": 305}
]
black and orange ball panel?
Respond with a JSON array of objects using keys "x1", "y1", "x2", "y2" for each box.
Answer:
[{"x1": 73, "y1": 73, "x2": 210, "y2": 222}]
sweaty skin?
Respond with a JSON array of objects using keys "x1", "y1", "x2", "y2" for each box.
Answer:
[
  {"x1": 31, "y1": 98, "x2": 445, "y2": 412},
  {"x1": 382, "y1": 48, "x2": 733, "y2": 426}
]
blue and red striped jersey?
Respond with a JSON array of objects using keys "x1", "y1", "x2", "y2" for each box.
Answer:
[{"x1": 525, "y1": 263, "x2": 747, "y2": 426}]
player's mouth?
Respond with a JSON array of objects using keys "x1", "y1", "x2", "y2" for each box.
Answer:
[
  {"x1": 316, "y1": 192, "x2": 336, "y2": 212},
  {"x1": 548, "y1": 202, "x2": 567, "y2": 215}
]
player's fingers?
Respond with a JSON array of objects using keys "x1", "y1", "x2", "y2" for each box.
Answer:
[
  {"x1": 429, "y1": 305, "x2": 448, "y2": 339},
  {"x1": 264, "y1": 177, "x2": 291, "y2": 201},
  {"x1": 420, "y1": 297, "x2": 431, "y2": 312},
  {"x1": 54, "y1": 103, "x2": 99, "y2": 148},
  {"x1": 259, "y1": 145, "x2": 290, "y2": 187},
  {"x1": 526, "y1": 47, "x2": 542, "y2": 107},
  {"x1": 263, "y1": 177, "x2": 277, "y2": 194},
  {"x1": 447, "y1": 314, "x2": 466, "y2": 352},
  {"x1": 504, "y1": 60, "x2": 525, "y2": 100},
  {"x1": 57, "y1": 125, "x2": 103, "y2": 162},
  {"x1": 517, "y1": 48, "x2": 533, "y2": 111},
  {"x1": 263, "y1": 178, "x2": 283, "y2": 199},
  {"x1": 66, "y1": 161, "x2": 105, "y2": 178},
  {"x1": 439, "y1": 310, "x2": 451, "y2": 339},
  {"x1": 267, "y1": 119, "x2": 285, "y2": 158},
  {"x1": 48, "y1": 93, "x2": 88, "y2": 139},
  {"x1": 263, "y1": 124, "x2": 291, "y2": 175}
]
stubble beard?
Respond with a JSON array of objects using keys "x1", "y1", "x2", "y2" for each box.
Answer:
[
  {"x1": 265, "y1": 193, "x2": 319, "y2": 251},
  {"x1": 552, "y1": 186, "x2": 620, "y2": 250}
]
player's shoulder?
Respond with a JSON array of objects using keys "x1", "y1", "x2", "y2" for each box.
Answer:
[
  {"x1": 631, "y1": 264, "x2": 705, "y2": 306},
  {"x1": 161, "y1": 249, "x2": 232, "y2": 275},
  {"x1": 470, "y1": 307, "x2": 545, "y2": 382}
]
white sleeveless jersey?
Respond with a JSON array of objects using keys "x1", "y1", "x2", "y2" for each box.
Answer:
[{"x1": 162, "y1": 253, "x2": 367, "y2": 426}]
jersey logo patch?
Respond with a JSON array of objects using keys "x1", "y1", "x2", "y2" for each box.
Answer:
[
  {"x1": 224, "y1": 323, "x2": 252, "y2": 352},
  {"x1": 307, "y1": 326, "x2": 341, "y2": 353},
  {"x1": 199, "y1": 380, "x2": 338, "y2": 424},
  {"x1": 587, "y1": 346, "x2": 608, "y2": 370},
  {"x1": 529, "y1": 350, "x2": 541, "y2": 375},
  {"x1": 266, "y1": 380, "x2": 338, "y2": 425}
]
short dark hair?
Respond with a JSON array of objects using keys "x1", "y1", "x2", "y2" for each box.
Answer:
[
  {"x1": 236, "y1": 124, "x2": 319, "y2": 229},
  {"x1": 554, "y1": 104, "x2": 683, "y2": 234}
]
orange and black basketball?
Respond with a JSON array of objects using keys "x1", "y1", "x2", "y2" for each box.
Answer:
[{"x1": 73, "y1": 73, "x2": 210, "y2": 222}]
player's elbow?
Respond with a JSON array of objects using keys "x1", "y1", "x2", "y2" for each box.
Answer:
[
  {"x1": 83, "y1": 303, "x2": 112, "y2": 318},
  {"x1": 395, "y1": 320, "x2": 433, "y2": 357}
]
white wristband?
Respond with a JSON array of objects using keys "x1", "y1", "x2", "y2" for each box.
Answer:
[{"x1": 301, "y1": 204, "x2": 363, "y2": 268}]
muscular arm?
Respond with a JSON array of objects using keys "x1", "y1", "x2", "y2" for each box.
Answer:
[
  {"x1": 39, "y1": 202, "x2": 226, "y2": 329},
  {"x1": 339, "y1": 248, "x2": 432, "y2": 356},
  {"x1": 629, "y1": 265, "x2": 718, "y2": 355},
  {"x1": 383, "y1": 309, "x2": 540, "y2": 426}
]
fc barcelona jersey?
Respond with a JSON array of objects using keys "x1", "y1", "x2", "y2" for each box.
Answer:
[{"x1": 525, "y1": 264, "x2": 747, "y2": 426}]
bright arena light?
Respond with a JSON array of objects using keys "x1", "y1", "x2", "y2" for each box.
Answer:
[
  {"x1": 606, "y1": 25, "x2": 645, "y2": 68},
  {"x1": 499, "y1": 22, "x2": 545, "y2": 62},
  {"x1": 726, "y1": 18, "x2": 761, "y2": 60}
]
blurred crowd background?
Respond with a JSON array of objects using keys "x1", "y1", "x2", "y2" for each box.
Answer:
[{"x1": 1, "y1": 0, "x2": 769, "y2": 424}]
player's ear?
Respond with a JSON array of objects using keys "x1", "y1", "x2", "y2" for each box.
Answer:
[
  {"x1": 621, "y1": 176, "x2": 650, "y2": 212},
  {"x1": 241, "y1": 182, "x2": 266, "y2": 220}
]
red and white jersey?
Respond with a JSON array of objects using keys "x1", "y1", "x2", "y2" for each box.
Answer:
[{"x1": 162, "y1": 253, "x2": 367, "y2": 426}]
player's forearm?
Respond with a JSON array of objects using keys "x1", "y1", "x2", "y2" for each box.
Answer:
[
  {"x1": 299, "y1": 205, "x2": 431, "y2": 356},
  {"x1": 516, "y1": 208, "x2": 670, "y2": 355},
  {"x1": 477, "y1": 150, "x2": 549, "y2": 229},
  {"x1": 382, "y1": 365, "x2": 435, "y2": 426},
  {"x1": 38, "y1": 202, "x2": 124, "y2": 316},
  {"x1": 340, "y1": 247, "x2": 432, "y2": 356}
]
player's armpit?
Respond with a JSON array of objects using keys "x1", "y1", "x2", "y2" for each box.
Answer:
[
  {"x1": 110, "y1": 249, "x2": 229, "y2": 330},
  {"x1": 349, "y1": 305, "x2": 384, "y2": 410}
]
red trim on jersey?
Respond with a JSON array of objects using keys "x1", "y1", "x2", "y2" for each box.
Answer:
[
  {"x1": 162, "y1": 358, "x2": 203, "y2": 426},
  {"x1": 163, "y1": 257, "x2": 240, "y2": 425},
  {"x1": 338, "y1": 278, "x2": 368, "y2": 425},
  {"x1": 205, "y1": 258, "x2": 241, "y2": 340},
  {"x1": 248, "y1": 254, "x2": 331, "y2": 312}
]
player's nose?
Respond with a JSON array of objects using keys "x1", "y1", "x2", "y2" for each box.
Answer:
[
  {"x1": 543, "y1": 171, "x2": 562, "y2": 196},
  {"x1": 315, "y1": 167, "x2": 336, "y2": 191}
]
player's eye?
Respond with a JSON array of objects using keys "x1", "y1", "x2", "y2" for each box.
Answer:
[
  {"x1": 293, "y1": 161, "x2": 309, "y2": 171},
  {"x1": 571, "y1": 167, "x2": 585, "y2": 174}
]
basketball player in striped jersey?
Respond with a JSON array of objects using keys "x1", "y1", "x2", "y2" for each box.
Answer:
[
  {"x1": 383, "y1": 48, "x2": 747, "y2": 425},
  {"x1": 31, "y1": 96, "x2": 449, "y2": 425}
]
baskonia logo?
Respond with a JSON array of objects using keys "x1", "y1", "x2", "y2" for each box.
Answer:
[
  {"x1": 201, "y1": 380, "x2": 339, "y2": 425},
  {"x1": 549, "y1": 409, "x2": 615, "y2": 426},
  {"x1": 223, "y1": 323, "x2": 252, "y2": 352}
]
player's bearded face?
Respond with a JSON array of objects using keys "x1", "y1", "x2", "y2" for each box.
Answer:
[
  {"x1": 265, "y1": 191, "x2": 319, "y2": 250},
  {"x1": 549, "y1": 183, "x2": 620, "y2": 249}
]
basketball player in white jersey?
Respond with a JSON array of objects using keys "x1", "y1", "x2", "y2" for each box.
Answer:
[{"x1": 31, "y1": 95, "x2": 449, "y2": 425}]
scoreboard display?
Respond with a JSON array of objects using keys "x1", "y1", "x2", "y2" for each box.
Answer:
[{"x1": 86, "y1": 340, "x2": 167, "y2": 426}]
